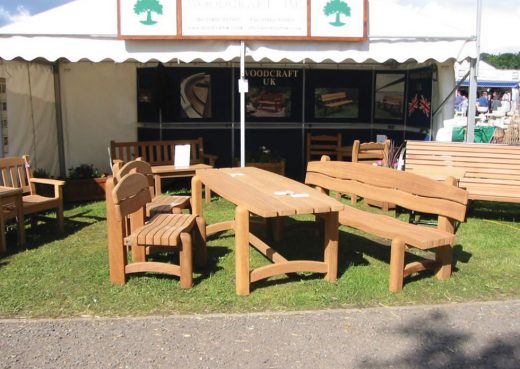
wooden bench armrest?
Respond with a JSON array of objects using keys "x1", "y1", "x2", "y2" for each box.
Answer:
[
  {"x1": 30, "y1": 178, "x2": 66, "y2": 186},
  {"x1": 30, "y1": 178, "x2": 65, "y2": 198},
  {"x1": 202, "y1": 153, "x2": 218, "y2": 166}
]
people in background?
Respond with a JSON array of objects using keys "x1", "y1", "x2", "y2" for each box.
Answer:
[
  {"x1": 478, "y1": 91, "x2": 489, "y2": 112},
  {"x1": 501, "y1": 91, "x2": 511, "y2": 112},
  {"x1": 490, "y1": 91, "x2": 501, "y2": 111}
]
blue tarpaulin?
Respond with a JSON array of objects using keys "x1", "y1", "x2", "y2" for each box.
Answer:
[{"x1": 457, "y1": 80, "x2": 519, "y2": 88}]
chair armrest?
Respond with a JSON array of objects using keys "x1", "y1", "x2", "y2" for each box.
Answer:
[
  {"x1": 29, "y1": 178, "x2": 65, "y2": 199},
  {"x1": 202, "y1": 153, "x2": 218, "y2": 166},
  {"x1": 30, "y1": 178, "x2": 66, "y2": 186}
]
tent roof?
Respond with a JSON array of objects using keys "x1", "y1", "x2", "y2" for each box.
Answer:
[
  {"x1": 458, "y1": 80, "x2": 519, "y2": 88},
  {"x1": 0, "y1": 0, "x2": 477, "y2": 64}
]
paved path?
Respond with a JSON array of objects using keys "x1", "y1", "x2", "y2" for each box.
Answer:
[{"x1": 1, "y1": 300, "x2": 519, "y2": 369}]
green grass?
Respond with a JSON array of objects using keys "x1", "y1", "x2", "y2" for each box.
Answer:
[{"x1": 0, "y1": 197, "x2": 518, "y2": 318}]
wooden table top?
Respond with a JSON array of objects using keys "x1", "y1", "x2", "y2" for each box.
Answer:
[
  {"x1": 151, "y1": 163, "x2": 212, "y2": 175},
  {"x1": 196, "y1": 167, "x2": 344, "y2": 218}
]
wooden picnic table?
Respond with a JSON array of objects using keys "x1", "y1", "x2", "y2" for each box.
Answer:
[
  {"x1": 0, "y1": 186, "x2": 25, "y2": 252},
  {"x1": 151, "y1": 163, "x2": 213, "y2": 202},
  {"x1": 191, "y1": 167, "x2": 344, "y2": 296}
]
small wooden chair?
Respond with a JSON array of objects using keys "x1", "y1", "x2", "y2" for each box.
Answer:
[
  {"x1": 0, "y1": 155, "x2": 65, "y2": 233},
  {"x1": 306, "y1": 133, "x2": 342, "y2": 162},
  {"x1": 350, "y1": 139, "x2": 392, "y2": 209},
  {"x1": 113, "y1": 159, "x2": 191, "y2": 217},
  {"x1": 106, "y1": 173, "x2": 206, "y2": 288}
]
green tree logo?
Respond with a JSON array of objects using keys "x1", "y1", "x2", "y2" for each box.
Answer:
[
  {"x1": 323, "y1": 0, "x2": 351, "y2": 27},
  {"x1": 134, "y1": 0, "x2": 163, "y2": 25}
]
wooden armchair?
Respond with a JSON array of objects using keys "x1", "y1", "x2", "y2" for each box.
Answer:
[
  {"x1": 0, "y1": 155, "x2": 65, "y2": 232},
  {"x1": 106, "y1": 173, "x2": 207, "y2": 288},
  {"x1": 112, "y1": 159, "x2": 191, "y2": 217},
  {"x1": 306, "y1": 133, "x2": 342, "y2": 162}
]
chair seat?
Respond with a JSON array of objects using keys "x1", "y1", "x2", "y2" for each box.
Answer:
[
  {"x1": 2, "y1": 194, "x2": 59, "y2": 219},
  {"x1": 125, "y1": 214, "x2": 196, "y2": 247},
  {"x1": 146, "y1": 195, "x2": 190, "y2": 217},
  {"x1": 339, "y1": 206, "x2": 455, "y2": 250}
]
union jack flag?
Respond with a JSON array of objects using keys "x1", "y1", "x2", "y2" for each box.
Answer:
[
  {"x1": 419, "y1": 95, "x2": 431, "y2": 117},
  {"x1": 408, "y1": 94, "x2": 418, "y2": 116}
]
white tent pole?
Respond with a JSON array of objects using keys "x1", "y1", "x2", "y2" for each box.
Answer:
[
  {"x1": 467, "y1": 0, "x2": 482, "y2": 143},
  {"x1": 239, "y1": 41, "x2": 246, "y2": 167}
]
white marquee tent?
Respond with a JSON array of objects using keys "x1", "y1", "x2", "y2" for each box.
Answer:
[{"x1": 0, "y1": 0, "x2": 477, "y2": 177}]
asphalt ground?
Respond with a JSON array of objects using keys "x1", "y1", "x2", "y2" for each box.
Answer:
[{"x1": 1, "y1": 299, "x2": 519, "y2": 369}]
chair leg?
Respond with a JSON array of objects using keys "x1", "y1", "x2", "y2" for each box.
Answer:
[
  {"x1": 194, "y1": 216, "x2": 207, "y2": 268},
  {"x1": 435, "y1": 245, "x2": 452, "y2": 280},
  {"x1": 0, "y1": 213, "x2": 6, "y2": 253},
  {"x1": 389, "y1": 238, "x2": 406, "y2": 292},
  {"x1": 179, "y1": 232, "x2": 193, "y2": 289}
]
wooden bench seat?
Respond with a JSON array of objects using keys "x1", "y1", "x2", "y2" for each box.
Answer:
[
  {"x1": 405, "y1": 140, "x2": 520, "y2": 203},
  {"x1": 305, "y1": 158, "x2": 468, "y2": 292},
  {"x1": 319, "y1": 92, "x2": 352, "y2": 108}
]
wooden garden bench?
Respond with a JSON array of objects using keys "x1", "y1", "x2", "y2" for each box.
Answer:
[
  {"x1": 110, "y1": 138, "x2": 217, "y2": 168},
  {"x1": 0, "y1": 155, "x2": 65, "y2": 233},
  {"x1": 405, "y1": 140, "x2": 520, "y2": 203},
  {"x1": 305, "y1": 158, "x2": 468, "y2": 292},
  {"x1": 319, "y1": 92, "x2": 352, "y2": 108}
]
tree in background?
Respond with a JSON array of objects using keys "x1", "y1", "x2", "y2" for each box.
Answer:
[
  {"x1": 323, "y1": 0, "x2": 351, "y2": 27},
  {"x1": 134, "y1": 0, "x2": 163, "y2": 26},
  {"x1": 481, "y1": 52, "x2": 520, "y2": 69}
]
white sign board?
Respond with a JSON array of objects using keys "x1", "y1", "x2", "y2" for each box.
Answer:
[
  {"x1": 118, "y1": 0, "x2": 367, "y2": 40},
  {"x1": 174, "y1": 144, "x2": 191, "y2": 167}
]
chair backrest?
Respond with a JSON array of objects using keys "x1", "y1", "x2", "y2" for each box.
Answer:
[
  {"x1": 306, "y1": 133, "x2": 342, "y2": 162},
  {"x1": 351, "y1": 139, "x2": 391, "y2": 166},
  {"x1": 110, "y1": 138, "x2": 206, "y2": 166},
  {"x1": 0, "y1": 155, "x2": 33, "y2": 194},
  {"x1": 112, "y1": 172, "x2": 151, "y2": 222},
  {"x1": 114, "y1": 159, "x2": 156, "y2": 198},
  {"x1": 305, "y1": 160, "x2": 468, "y2": 223}
]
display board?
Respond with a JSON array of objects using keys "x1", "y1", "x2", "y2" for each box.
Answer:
[{"x1": 119, "y1": 0, "x2": 368, "y2": 41}]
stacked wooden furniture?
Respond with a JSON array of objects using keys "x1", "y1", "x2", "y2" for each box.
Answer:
[
  {"x1": 105, "y1": 172, "x2": 207, "y2": 288},
  {"x1": 306, "y1": 133, "x2": 342, "y2": 162},
  {"x1": 350, "y1": 139, "x2": 393, "y2": 210},
  {"x1": 0, "y1": 156, "x2": 65, "y2": 240},
  {"x1": 405, "y1": 140, "x2": 520, "y2": 204},
  {"x1": 256, "y1": 93, "x2": 284, "y2": 112},
  {"x1": 112, "y1": 159, "x2": 191, "y2": 217},
  {"x1": 110, "y1": 138, "x2": 217, "y2": 168},
  {"x1": 305, "y1": 158, "x2": 468, "y2": 292}
]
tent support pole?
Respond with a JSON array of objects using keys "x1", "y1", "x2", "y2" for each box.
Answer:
[
  {"x1": 467, "y1": 0, "x2": 482, "y2": 143},
  {"x1": 239, "y1": 41, "x2": 246, "y2": 167},
  {"x1": 53, "y1": 61, "x2": 66, "y2": 178}
]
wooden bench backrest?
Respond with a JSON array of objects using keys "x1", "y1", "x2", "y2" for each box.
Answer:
[
  {"x1": 352, "y1": 140, "x2": 390, "y2": 166},
  {"x1": 306, "y1": 133, "x2": 342, "y2": 162},
  {"x1": 0, "y1": 156, "x2": 32, "y2": 194},
  {"x1": 110, "y1": 138, "x2": 206, "y2": 166},
  {"x1": 113, "y1": 159, "x2": 156, "y2": 197},
  {"x1": 405, "y1": 140, "x2": 520, "y2": 202},
  {"x1": 112, "y1": 173, "x2": 151, "y2": 222},
  {"x1": 321, "y1": 92, "x2": 346, "y2": 102},
  {"x1": 305, "y1": 160, "x2": 468, "y2": 222}
]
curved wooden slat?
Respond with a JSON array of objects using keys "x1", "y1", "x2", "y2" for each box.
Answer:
[
  {"x1": 250, "y1": 261, "x2": 328, "y2": 283},
  {"x1": 125, "y1": 261, "x2": 181, "y2": 276}
]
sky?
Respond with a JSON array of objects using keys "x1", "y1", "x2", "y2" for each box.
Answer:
[{"x1": 0, "y1": 0, "x2": 518, "y2": 54}]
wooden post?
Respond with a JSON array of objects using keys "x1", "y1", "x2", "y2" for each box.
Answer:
[
  {"x1": 105, "y1": 177, "x2": 127, "y2": 285},
  {"x1": 235, "y1": 205, "x2": 250, "y2": 296},
  {"x1": 323, "y1": 211, "x2": 339, "y2": 282},
  {"x1": 389, "y1": 238, "x2": 406, "y2": 292},
  {"x1": 191, "y1": 176, "x2": 203, "y2": 217},
  {"x1": 179, "y1": 233, "x2": 193, "y2": 288}
]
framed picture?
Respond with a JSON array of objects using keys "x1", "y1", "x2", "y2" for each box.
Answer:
[
  {"x1": 314, "y1": 87, "x2": 359, "y2": 119},
  {"x1": 374, "y1": 73, "x2": 405, "y2": 120},
  {"x1": 246, "y1": 86, "x2": 292, "y2": 119}
]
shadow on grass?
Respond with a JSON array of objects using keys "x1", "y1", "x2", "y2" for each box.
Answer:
[
  {"x1": 468, "y1": 201, "x2": 520, "y2": 221},
  {"x1": 359, "y1": 309, "x2": 520, "y2": 369},
  {"x1": 0, "y1": 206, "x2": 105, "y2": 260}
]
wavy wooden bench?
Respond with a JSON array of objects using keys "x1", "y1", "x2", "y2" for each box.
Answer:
[
  {"x1": 319, "y1": 92, "x2": 353, "y2": 108},
  {"x1": 405, "y1": 140, "x2": 520, "y2": 203},
  {"x1": 305, "y1": 158, "x2": 468, "y2": 292}
]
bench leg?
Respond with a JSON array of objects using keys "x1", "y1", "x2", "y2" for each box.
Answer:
[
  {"x1": 389, "y1": 238, "x2": 406, "y2": 292},
  {"x1": 179, "y1": 232, "x2": 193, "y2": 289},
  {"x1": 204, "y1": 185, "x2": 211, "y2": 204},
  {"x1": 435, "y1": 245, "x2": 452, "y2": 280},
  {"x1": 194, "y1": 216, "x2": 207, "y2": 268}
]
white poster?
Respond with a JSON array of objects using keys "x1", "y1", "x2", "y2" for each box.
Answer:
[
  {"x1": 310, "y1": 0, "x2": 365, "y2": 38},
  {"x1": 182, "y1": 0, "x2": 308, "y2": 37},
  {"x1": 119, "y1": 0, "x2": 177, "y2": 37}
]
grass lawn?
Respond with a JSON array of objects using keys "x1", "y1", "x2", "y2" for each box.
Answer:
[{"x1": 0, "y1": 197, "x2": 518, "y2": 318}]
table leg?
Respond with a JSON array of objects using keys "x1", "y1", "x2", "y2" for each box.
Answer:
[
  {"x1": 15, "y1": 195, "x2": 25, "y2": 246},
  {"x1": 323, "y1": 211, "x2": 339, "y2": 282},
  {"x1": 235, "y1": 205, "x2": 250, "y2": 296},
  {"x1": 154, "y1": 175, "x2": 162, "y2": 195},
  {"x1": 191, "y1": 176, "x2": 203, "y2": 217}
]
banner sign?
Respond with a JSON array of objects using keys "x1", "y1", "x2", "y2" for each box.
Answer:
[{"x1": 118, "y1": 0, "x2": 368, "y2": 41}]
